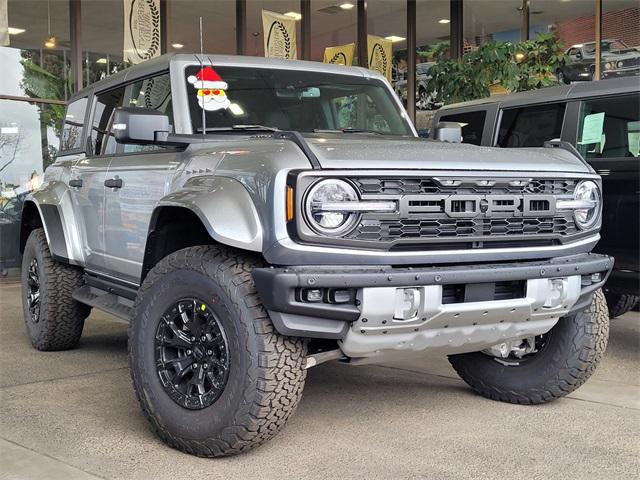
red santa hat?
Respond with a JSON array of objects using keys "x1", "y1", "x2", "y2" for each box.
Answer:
[{"x1": 187, "y1": 66, "x2": 228, "y2": 90}]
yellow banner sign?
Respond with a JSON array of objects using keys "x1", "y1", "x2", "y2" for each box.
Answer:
[
  {"x1": 323, "y1": 43, "x2": 355, "y2": 66},
  {"x1": 262, "y1": 9, "x2": 297, "y2": 60},
  {"x1": 367, "y1": 35, "x2": 393, "y2": 80}
]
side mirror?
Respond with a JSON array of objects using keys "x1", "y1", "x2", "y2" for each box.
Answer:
[
  {"x1": 575, "y1": 51, "x2": 582, "y2": 59},
  {"x1": 433, "y1": 121, "x2": 462, "y2": 143},
  {"x1": 112, "y1": 107, "x2": 171, "y2": 145}
]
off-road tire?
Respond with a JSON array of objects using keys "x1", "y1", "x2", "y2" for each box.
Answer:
[
  {"x1": 605, "y1": 292, "x2": 639, "y2": 319},
  {"x1": 448, "y1": 289, "x2": 609, "y2": 405},
  {"x1": 128, "y1": 246, "x2": 307, "y2": 457},
  {"x1": 21, "y1": 228, "x2": 90, "y2": 351}
]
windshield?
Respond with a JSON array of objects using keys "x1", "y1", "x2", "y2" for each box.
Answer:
[
  {"x1": 583, "y1": 40, "x2": 628, "y2": 54},
  {"x1": 183, "y1": 65, "x2": 413, "y2": 136}
]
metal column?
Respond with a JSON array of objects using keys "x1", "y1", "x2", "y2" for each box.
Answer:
[
  {"x1": 357, "y1": 0, "x2": 368, "y2": 67},
  {"x1": 406, "y1": 0, "x2": 416, "y2": 124},
  {"x1": 450, "y1": 0, "x2": 463, "y2": 60},
  {"x1": 69, "y1": 0, "x2": 82, "y2": 93},
  {"x1": 520, "y1": 0, "x2": 530, "y2": 41},
  {"x1": 236, "y1": 0, "x2": 247, "y2": 56},
  {"x1": 301, "y1": 0, "x2": 311, "y2": 60},
  {"x1": 594, "y1": 0, "x2": 602, "y2": 81},
  {"x1": 160, "y1": 0, "x2": 168, "y2": 53}
]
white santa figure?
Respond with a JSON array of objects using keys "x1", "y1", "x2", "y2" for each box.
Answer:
[{"x1": 187, "y1": 66, "x2": 231, "y2": 112}]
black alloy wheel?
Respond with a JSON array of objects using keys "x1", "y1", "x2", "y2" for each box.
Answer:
[
  {"x1": 155, "y1": 298, "x2": 230, "y2": 410},
  {"x1": 26, "y1": 258, "x2": 41, "y2": 323}
]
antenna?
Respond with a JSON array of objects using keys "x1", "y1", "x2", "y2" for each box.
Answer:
[{"x1": 199, "y1": 16, "x2": 206, "y2": 139}]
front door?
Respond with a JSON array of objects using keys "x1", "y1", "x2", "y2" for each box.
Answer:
[{"x1": 101, "y1": 72, "x2": 178, "y2": 284}]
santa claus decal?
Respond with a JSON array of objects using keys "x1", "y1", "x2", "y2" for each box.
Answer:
[{"x1": 187, "y1": 66, "x2": 231, "y2": 112}]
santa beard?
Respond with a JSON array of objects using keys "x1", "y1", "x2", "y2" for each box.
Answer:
[{"x1": 198, "y1": 95, "x2": 231, "y2": 112}]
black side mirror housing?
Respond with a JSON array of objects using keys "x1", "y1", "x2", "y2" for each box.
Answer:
[
  {"x1": 433, "y1": 121, "x2": 462, "y2": 143},
  {"x1": 575, "y1": 51, "x2": 582, "y2": 59},
  {"x1": 113, "y1": 107, "x2": 172, "y2": 145}
]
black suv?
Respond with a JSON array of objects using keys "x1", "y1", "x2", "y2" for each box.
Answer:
[{"x1": 431, "y1": 77, "x2": 639, "y2": 317}]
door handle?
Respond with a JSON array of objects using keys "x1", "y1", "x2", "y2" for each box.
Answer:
[
  {"x1": 104, "y1": 178, "x2": 123, "y2": 189},
  {"x1": 69, "y1": 179, "x2": 83, "y2": 188}
]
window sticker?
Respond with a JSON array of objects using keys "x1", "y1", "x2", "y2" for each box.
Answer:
[
  {"x1": 579, "y1": 112, "x2": 605, "y2": 145},
  {"x1": 187, "y1": 66, "x2": 231, "y2": 112}
]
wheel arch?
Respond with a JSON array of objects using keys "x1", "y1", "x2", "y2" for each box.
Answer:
[
  {"x1": 141, "y1": 178, "x2": 264, "y2": 282},
  {"x1": 20, "y1": 200, "x2": 70, "y2": 263}
]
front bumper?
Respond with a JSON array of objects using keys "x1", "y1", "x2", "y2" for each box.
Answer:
[
  {"x1": 602, "y1": 66, "x2": 640, "y2": 79},
  {"x1": 253, "y1": 253, "x2": 613, "y2": 357}
]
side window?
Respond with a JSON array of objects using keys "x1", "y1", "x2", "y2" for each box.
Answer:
[
  {"x1": 497, "y1": 103, "x2": 565, "y2": 148},
  {"x1": 439, "y1": 111, "x2": 486, "y2": 145},
  {"x1": 122, "y1": 73, "x2": 174, "y2": 153},
  {"x1": 577, "y1": 94, "x2": 639, "y2": 159},
  {"x1": 90, "y1": 87, "x2": 125, "y2": 155},
  {"x1": 61, "y1": 98, "x2": 87, "y2": 152}
]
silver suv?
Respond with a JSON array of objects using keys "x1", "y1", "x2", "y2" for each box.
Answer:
[{"x1": 20, "y1": 54, "x2": 611, "y2": 457}]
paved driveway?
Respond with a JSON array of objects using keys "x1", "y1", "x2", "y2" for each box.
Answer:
[{"x1": 0, "y1": 281, "x2": 638, "y2": 480}]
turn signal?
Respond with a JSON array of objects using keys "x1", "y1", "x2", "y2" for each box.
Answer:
[{"x1": 286, "y1": 186, "x2": 295, "y2": 222}]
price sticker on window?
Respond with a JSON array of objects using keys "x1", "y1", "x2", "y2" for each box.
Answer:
[{"x1": 579, "y1": 112, "x2": 605, "y2": 145}]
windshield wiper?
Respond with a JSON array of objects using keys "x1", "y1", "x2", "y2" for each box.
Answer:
[
  {"x1": 313, "y1": 128, "x2": 383, "y2": 135},
  {"x1": 198, "y1": 125, "x2": 280, "y2": 133}
]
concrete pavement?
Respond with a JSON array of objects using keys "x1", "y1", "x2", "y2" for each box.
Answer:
[{"x1": 0, "y1": 281, "x2": 638, "y2": 479}]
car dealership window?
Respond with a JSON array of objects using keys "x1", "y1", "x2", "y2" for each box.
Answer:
[
  {"x1": 577, "y1": 94, "x2": 640, "y2": 159},
  {"x1": 497, "y1": 103, "x2": 566, "y2": 148},
  {"x1": 439, "y1": 110, "x2": 486, "y2": 145}
]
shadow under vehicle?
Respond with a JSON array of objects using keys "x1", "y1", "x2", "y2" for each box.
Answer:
[
  {"x1": 19, "y1": 53, "x2": 612, "y2": 457},
  {"x1": 431, "y1": 76, "x2": 639, "y2": 317},
  {"x1": 558, "y1": 39, "x2": 640, "y2": 84}
]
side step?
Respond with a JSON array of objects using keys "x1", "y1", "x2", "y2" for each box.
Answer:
[{"x1": 72, "y1": 285, "x2": 133, "y2": 321}]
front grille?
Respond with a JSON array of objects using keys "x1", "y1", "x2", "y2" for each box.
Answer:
[
  {"x1": 348, "y1": 215, "x2": 576, "y2": 242},
  {"x1": 342, "y1": 176, "x2": 580, "y2": 248},
  {"x1": 353, "y1": 177, "x2": 577, "y2": 196}
]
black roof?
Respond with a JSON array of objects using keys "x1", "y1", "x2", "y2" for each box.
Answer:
[{"x1": 438, "y1": 76, "x2": 639, "y2": 112}]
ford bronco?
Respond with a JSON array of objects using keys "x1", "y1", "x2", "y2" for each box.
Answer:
[{"x1": 20, "y1": 54, "x2": 611, "y2": 457}]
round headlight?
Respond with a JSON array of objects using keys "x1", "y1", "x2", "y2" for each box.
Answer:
[
  {"x1": 605, "y1": 62, "x2": 614, "y2": 70},
  {"x1": 305, "y1": 179, "x2": 359, "y2": 235},
  {"x1": 573, "y1": 180, "x2": 601, "y2": 229}
]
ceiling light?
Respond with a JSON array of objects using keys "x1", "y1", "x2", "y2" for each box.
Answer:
[
  {"x1": 8, "y1": 27, "x2": 26, "y2": 35},
  {"x1": 171, "y1": 43, "x2": 184, "y2": 49},
  {"x1": 96, "y1": 58, "x2": 107, "y2": 64},
  {"x1": 339, "y1": 3, "x2": 355, "y2": 9},
  {"x1": 284, "y1": 11, "x2": 302, "y2": 20},
  {"x1": 385, "y1": 36, "x2": 405, "y2": 43},
  {"x1": 44, "y1": 35, "x2": 56, "y2": 48},
  {"x1": 438, "y1": 19, "x2": 450, "y2": 24}
]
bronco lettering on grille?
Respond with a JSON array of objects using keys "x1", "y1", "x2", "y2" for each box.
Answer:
[{"x1": 399, "y1": 194, "x2": 557, "y2": 218}]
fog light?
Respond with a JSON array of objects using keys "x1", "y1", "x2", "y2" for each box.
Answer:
[
  {"x1": 544, "y1": 278, "x2": 567, "y2": 308},
  {"x1": 591, "y1": 272, "x2": 602, "y2": 283},
  {"x1": 328, "y1": 288, "x2": 353, "y2": 304},
  {"x1": 303, "y1": 289, "x2": 323, "y2": 303},
  {"x1": 394, "y1": 287, "x2": 421, "y2": 320}
]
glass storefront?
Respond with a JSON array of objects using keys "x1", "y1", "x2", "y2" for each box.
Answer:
[{"x1": 1, "y1": 0, "x2": 638, "y2": 275}]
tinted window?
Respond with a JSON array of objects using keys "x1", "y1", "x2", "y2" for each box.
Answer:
[
  {"x1": 90, "y1": 87, "x2": 125, "y2": 155},
  {"x1": 183, "y1": 65, "x2": 412, "y2": 136},
  {"x1": 577, "y1": 94, "x2": 639, "y2": 159},
  {"x1": 497, "y1": 103, "x2": 565, "y2": 148},
  {"x1": 61, "y1": 98, "x2": 87, "y2": 152},
  {"x1": 439, "y1": 111, "x2": 486, "y2": 145}
]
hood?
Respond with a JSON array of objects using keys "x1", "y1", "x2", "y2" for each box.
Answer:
[
  {"x1": 602, "y1": 49, "x2": 640, "y2": 60},
  {"x1": 303, "y1": 134, "x2": 592, "y2": 173}
]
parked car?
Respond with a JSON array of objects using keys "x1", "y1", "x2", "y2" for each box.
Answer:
[
  {"x1": 394, "y1": 62, "x2": 442, "y2": 110},
  {"x1": 558, "y1": 39, "x2": 640, "y2": 84},
  {"x1": 432, "y1": 76, "x2": 639, "y2": 317},
  {"x1": 21, "y1": 54, "x2": 611, "y2": 457},
  {"x1": 0, "y1": 193, "x2": 25, "y2": 271}
]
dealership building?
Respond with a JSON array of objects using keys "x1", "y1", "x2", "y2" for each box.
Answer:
[{"x1": 0, "y1": 0, "x2": 639, "y2": 273}]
